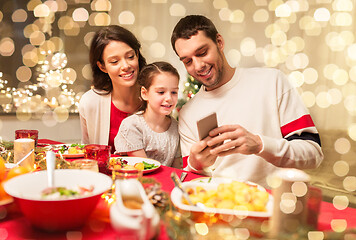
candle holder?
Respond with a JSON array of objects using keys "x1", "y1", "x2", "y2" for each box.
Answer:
[
  {"x1": 84, "y1": 144, "x2": 111, "y2": 174},
  {"x1": 15, "y1": 129, "x2": 39, "y2": 147}
]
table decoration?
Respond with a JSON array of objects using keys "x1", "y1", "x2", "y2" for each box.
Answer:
[
  {"x1": 84, "y1": 144, "x2": 111, "y2": 174},
  {"x1": 0, "y1": 140, "x2": 71, "y2": 170},
  {"x1": 15, "y1": 129, "x2": 39, "y2": 146}
]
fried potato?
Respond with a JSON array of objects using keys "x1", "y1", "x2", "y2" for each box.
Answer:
[{"x1": 183, "y1": 181, "x2": 269, "y2": 212}]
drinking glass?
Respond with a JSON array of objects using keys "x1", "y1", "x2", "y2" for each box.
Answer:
[
  {"x1": 84, "y1": 144, "x2": 111, "y2": 174},
  {"x1": 14, "y1": 138, "x2": 35, "y2": 171},
  {"x1": 71, "y1": 159, "x2": 99, "y2": 172},
  {"x1": 112, "y1": 168, "x2": 143, "y2": 181},
  {"x1": 15, "y1": 129, "x2": 39, "y2": 147}
]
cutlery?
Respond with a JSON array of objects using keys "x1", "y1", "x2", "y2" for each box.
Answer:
[
  {"x1": 15, "y1": 149, "x2": 34, "y2": 167},
  {"x1": 171, "y1": 172, "x2": 195, "y2": 206},
  {"x1": 171, "y1": 172, "x2": 206, "y2": 209},
  {"x1": 46, "y1": 150, "x2": 56, "y2": 188},
  {"x1": 180, "y1": 172, "x2": 188, "y2": 182}
]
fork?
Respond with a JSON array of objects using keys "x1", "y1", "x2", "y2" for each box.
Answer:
[{"x1": 180, "y1": 172, "x2": 188, "y2": 182}]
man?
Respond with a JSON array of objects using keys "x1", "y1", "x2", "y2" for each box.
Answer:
[{"x1": 171, "y1": 15, "x2": 323, "y2": 187}]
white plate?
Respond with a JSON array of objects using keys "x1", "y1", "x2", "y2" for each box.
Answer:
[
  {"x1": 110, "y1": 156, "x2": 161, "y2": 174},
  {"x1": 52, "y1": 144, "x2": 85, "y2": 158},
  {"x1": 171, "y1": 177, "x2": 273, "y2": 218}
]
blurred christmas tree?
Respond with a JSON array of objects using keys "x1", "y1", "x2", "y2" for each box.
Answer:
[{"x1": 176, "y1": 75, "x2": 202, "y2": 111}]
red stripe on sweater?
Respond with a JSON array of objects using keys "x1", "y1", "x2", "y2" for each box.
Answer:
[
  {"x1": 182, "y1": 156, "x2": 188, "y2": 168},
  {"x1": 281, "y1": 115, "x2": 315, "y2": 137}
]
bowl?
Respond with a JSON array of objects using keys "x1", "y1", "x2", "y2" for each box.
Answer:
[{"x1": 3, "y1": 169, "x2": 112, "y2": 231}]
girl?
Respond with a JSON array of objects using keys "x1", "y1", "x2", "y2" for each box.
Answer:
[
  {"x1": 114, "y1": 61, "x2": 181, "y2": 168},
  {"x1": 79, "y1": 25, "x2": 146, "y2": 153}
]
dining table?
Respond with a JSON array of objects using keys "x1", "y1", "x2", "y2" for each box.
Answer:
[{"x1": 1, "y1": 139, "x2": 356, "y2": 239}]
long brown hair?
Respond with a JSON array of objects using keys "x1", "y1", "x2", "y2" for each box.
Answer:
[{"x1": 89, "y1": 25, "x2": 146, "y2": 93}]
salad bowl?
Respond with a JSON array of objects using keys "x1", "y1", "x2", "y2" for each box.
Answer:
[{"x1": 3, "y1": 169, "x2": 112, "y2": 231}]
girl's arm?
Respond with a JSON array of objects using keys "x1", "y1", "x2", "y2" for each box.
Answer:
[{"x1": 126, "y1": 149, "x2": 147, "y2": 158}]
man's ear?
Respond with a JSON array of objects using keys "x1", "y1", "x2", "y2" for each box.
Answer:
[
  {"x1": 216, "y1": 34, "x2": 224, "y2": 51},
  {"x1": 141, "y1": 86, "x2": 148, "y2": 101},
  {"x1": 97, "y1": 61, "x2": 107, "y2": 73}
]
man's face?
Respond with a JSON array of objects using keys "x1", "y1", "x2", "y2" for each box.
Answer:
[{"x1": 174, "y1": 31, "x2": 225, "y2": 91}]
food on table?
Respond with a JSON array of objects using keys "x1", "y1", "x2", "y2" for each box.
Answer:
[
  {"x1": 133, "y1": 162, "x2": 144, "y2": 171},
  {"x1": 0, "y1": 159, "x2": 30, "y2": 202},
  {"x1": 122, "y1": 196, "x2": 144, "y2": 209},
  {"x1": 109, "y1": 157, "x2": 158, "y2": 171},
  {"x1": 54, "y1": 144, "x2": 85, "y2": 155},
  {"x1": 5, "y1": 166, "x2": 30, "y2": 181},
  {"x1": 41, "y1": 185, "x2": 94, "y2": 200},
  {"x1": 183, "y1": 181, "x2": 269, "y2": 212},
  {"x1": 0, "y1": 157, "x2": 6, "y2": 181}
]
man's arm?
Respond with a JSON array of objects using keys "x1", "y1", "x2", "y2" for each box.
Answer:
[{"x1": 206, "y1": 124, "x2": 323, "y2": 169}]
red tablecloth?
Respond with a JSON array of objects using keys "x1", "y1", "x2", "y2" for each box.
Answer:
[{"x1": 1, "y1": 139, "x2": 355, "y2": 239}]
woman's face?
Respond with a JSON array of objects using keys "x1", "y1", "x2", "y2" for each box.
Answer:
[{"x1": 97, "y1": 40, "x2": 139, "y2": 88}]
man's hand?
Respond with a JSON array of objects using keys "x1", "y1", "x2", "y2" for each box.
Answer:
[
  {"x1": 207, "y1": 125, "x2": 262, "y2": 156},
  {"x1": 189, "y1": 136, "x2": 218, "y2": 170}
]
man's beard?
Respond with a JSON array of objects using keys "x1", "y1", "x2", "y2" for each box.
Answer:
[{"x1": 201, "y1": 50, "x2": 224, "y2": 90}]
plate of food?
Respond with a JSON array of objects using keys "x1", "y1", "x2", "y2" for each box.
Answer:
[
  {"x1": 109, "y1": 156, "x2": 161, "y2": 174},
  {"x1": 52, "y1": 144, "x2": 85, "y2": 158},
  {"x1": 171, "y1": 177, "x2": 273, "y2": 218}
]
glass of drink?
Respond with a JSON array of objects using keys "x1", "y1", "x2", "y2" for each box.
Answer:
[
  {"x1": 71, "y1": 159, "x2": 99, "y2": 172},
  {"x1": 14, "y1": 138, "x2": 35, "y2": 171},
  {"x1": 15, "y1": 129, "x2": 39, "y2": 147},
  {"x1": 84, "y1": 144, "x2": 111, "y2": 174},
  {"x1": 112, "y1": 168, "x2": 143, "y2": 181}
]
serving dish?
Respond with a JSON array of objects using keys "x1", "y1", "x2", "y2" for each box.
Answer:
[
  {"x1": 4, "y1": 169, "x2": 112, "y2": 231},
  {"x1": 171, "y1": 176, "x2": 273, "y2": 236}
]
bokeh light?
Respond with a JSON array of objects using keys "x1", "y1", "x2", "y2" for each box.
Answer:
[
  {"x1": 72, "y1": 8, "x2": 89, "y2": 22},
  {"x1": 12, "y1": 9, "x2": 28, "y2": 22},
  {"x1": 170, "y1": 3, "x2": 186, "y2": 16},
  {"x1": 330, "y1": 219, "x2": 347, "y2": 232},
  {"x1": 0, "y1": 38, "x2": 15, "y2": 57},
  {"x1": 308, "y1": 231, "x2": 324, "y2": 240},
  {"x1": 333, "y1": 160, "x2": 349, "y2": 177},
  {"x1": 333, "y1": 195, "x2": 349, "y2": 210},
  {"x1": 118, "y1": 11, "x2": 134, "y2": 25}
]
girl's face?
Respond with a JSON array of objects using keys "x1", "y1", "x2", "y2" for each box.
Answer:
[
  {"x1": 97, "y1": 40, "x2": 139, "y2": 88},
  {"x1": 141, "y1": 72, "x2": 179, "y2": 116}
]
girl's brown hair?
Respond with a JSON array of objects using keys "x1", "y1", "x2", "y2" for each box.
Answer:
[{"x1": 137, "y1": 61, "x2": 179, "y2": 112}]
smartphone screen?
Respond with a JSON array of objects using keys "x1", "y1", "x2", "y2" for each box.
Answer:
[{"x1": 196, "y1": 112, "x2": 218, "y2": 140}]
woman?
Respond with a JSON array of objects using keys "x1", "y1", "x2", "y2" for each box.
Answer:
[{"x1": 79, "y1": 25, "x2": 146, "y2": 153}]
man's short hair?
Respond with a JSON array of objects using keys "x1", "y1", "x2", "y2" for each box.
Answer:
[{"x1": 171, "y1": 15, "x2": 219, "y2": 54}]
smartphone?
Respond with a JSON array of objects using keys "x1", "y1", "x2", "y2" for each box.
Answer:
[{"x1": 196, "y1": 112, "x2": 218, "y2": 140}]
